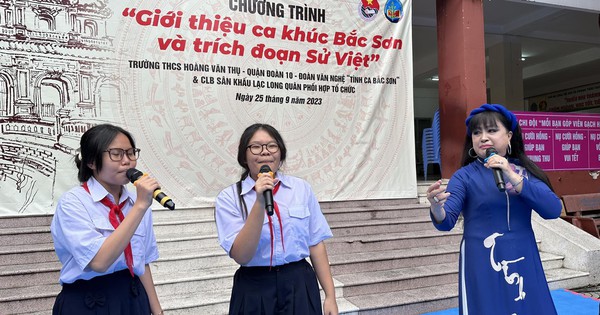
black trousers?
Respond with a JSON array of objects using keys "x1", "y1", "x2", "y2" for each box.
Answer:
[
  {"x1": 53, "y1": 269, "x2": 150, "y2": 315},
  {"x1": 229, "y1": 259, "x2": 323, "y2": 315}
]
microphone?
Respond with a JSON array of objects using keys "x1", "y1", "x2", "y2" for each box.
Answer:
[
  {"x1": 259, "y1": 165, "x2": 274, "y2": 216},
  {"x1": 485, "y1": 148, "x2": 506, "y2": 192},
  {"x1": 126, "y1": 168, "x2": 175, "y2": 210}
]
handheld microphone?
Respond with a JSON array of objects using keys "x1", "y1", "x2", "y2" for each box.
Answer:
[
  {"x1": 485, "y1": 148, "x2": 506, "y2": 192},
  {"x1": 259, "y1": 165, "x2": 274, "y2": 216},
  {"x1": 126, "y1": 168, "x2": 175, "y2": 210}
]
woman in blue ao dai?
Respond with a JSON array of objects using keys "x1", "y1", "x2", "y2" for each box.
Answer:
[{"x1": 426, "y1": 104, "x2": 561, "y2": 315}]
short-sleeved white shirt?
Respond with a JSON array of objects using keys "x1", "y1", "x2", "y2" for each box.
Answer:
[
  {"x1": 51, "y1": 177, "x2": 159, "y2": 284},
  {"x1": 215, "y1": 173, "x2": 333, "y2": 266}
]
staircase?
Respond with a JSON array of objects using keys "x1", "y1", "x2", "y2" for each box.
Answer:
[{"x1": 0, "y1": 182, "x2": 591, "y2": 314}]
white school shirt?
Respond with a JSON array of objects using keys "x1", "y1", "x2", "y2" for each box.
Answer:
[
  {"x1": 51, "y1": 177, "x2": 159, "y2": 284},
  {"x1": 215, "y1": 173, "x2": 333, "y2": 267}
]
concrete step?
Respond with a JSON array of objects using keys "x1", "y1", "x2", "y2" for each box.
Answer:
[
  {"x1": 345, "y1": 282, "x2": 458, "y2": 315},
  {"x1": 0, "y1": 283, "x2": 59, "y2": 314},
  {"x1": 335, "y1": 262, "x2": 458, "y2": 297},
  {"x1": 154, "y1": 265, "x2": 238, "y2": 298},
  {"x1": 19, "y1": 311, "x2": 49, "y2": 315},
  {"x1": 1, "y1": 259, "x2": 576, "y2": 315},
  {"x1": 0, "y1": 261, "x2": 60, "y2": 289},
  {"x1": 155, "y1": 263, "x2": 356, "y2": 314},
  {"x1": 0, "y1": 234, "x2": 226, "y2": 268},
  {"x1": 330, "y1": 244, "x2": 459, "y2": 275},
  {"x1": 153, "y1": 217, "x2": 217, "y2": 236},
  {"x1": 546, "y1": 267, "x2": 591, "y2": 290},
  {"x1": 320, "y1": 199, "x2": 420, "y2": 209},
  {"x1": 330, "y1": 217, "x2": 434, "y2": 237},
  {"x1": 325, "y1": 230, "x2": 463, "y2": 255},
  {"x1": 160, "y1": 288, "x2": 231, "y2": 314},
  {"x1": 151, "y1": 246, "x2": 231, "y2": 274},
  {"x1": 539, "y1": 251, "x2": 566, "y2": 271},
  {"x1": 346, "y1": 267, "x2": 590, "y2": 315},
  {"x1": 160, "y1": 288, "x2": 359, "y2": 315},
  {"x1": 0, "y1": 226, "x2": 53, "y2": 246},
  {"x1": 152, "y1": 207, "x2": 215, "y2": 222},
  {"x1": 323, "y1": 204, "x2": 430, "y2": 222},
  {"x1": 156, "y1": 232, "x2": 220, "y2": 251},
  {"x1": 0, "y1": 214, "x2": 53, "y2": 229},
  {"x1": 0, "y1": 242, "x2": 57, "y2": 266}
]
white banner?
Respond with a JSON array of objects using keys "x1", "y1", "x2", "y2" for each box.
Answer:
[
  {"x1": 506, "y1": 0, "x2": 600, "y2": 12},
  {"x1": 526, "y1": 82, "x2": 600, "y2": 112},
  {"x1": 0, "y1": 0, "x2": 415, "y2": 214}
]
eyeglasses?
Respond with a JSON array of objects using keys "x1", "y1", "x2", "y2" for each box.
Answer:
[
  {"x1": 104, "y1": 148, "x2": 141, "y2": 161},
  {"x1": 247, "y1": 143, "x2": 279, "y2": 155}
]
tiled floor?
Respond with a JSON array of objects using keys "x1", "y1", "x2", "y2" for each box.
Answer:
[{"x1": 572, "y1": 285, "x2": 600, "y2": 300}]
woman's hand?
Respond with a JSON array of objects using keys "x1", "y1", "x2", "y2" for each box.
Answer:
[
  {"x1": 484, "y1": 155, "x2": 524, "y2": 192},
  {"x1": 483, "y1": 154, "x2": 511, "y2": 173},
  {"x1": 427, "y1": 180, "x2": 449, "y2": 223},
  {"x1": 427, "y1": 180, "x2": 449, "y2": 206}
]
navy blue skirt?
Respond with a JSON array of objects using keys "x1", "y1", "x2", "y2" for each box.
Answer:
[
  {"x1": 229, "y1": 259, "x2": 323, "y2": 315},
  {"x1": 53, "y1": 269, "x2": 150, "y2": 315}
]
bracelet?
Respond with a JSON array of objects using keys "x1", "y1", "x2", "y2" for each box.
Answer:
[
  {"x1": 513, "y1": 175, "x2": 524, "y2": 187},
  {"x1": 512, "y1": 175, "x2": 524, "y2": 193}
]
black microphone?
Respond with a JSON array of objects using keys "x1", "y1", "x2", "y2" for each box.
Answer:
[
  {"x1": 259, "y1": 165, "x2": 274, "y2": 216},
  {"x1": 126, "y1": 168, "x2": 175, "y2": 210},
  {"x1": 485, "y1": 148, "x2": 506, "y2": 192}
]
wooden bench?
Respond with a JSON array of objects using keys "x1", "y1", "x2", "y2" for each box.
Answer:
[{"x1": 561, "y1": 193, "x2": 600, "y2": 238}]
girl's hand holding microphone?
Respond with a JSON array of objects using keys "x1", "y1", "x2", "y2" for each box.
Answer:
[{"x1": 131, "y1": 173, "x2": 160, "y2": 210}]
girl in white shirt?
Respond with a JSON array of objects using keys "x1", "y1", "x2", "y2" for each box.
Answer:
[
  {"x1": 51, "y1": 124, "x2": 163, "y2": 315},
  {"x1": 215, "y1": 123, "x2": 338, "y2": 315}
]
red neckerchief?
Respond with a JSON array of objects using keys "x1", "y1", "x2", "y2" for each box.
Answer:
[
  {"x1": 266, "y1": 182, "x2": 285, "y2": 268},
  {"x1": 82, "y1": 182, "x2": 134, "y2": 277}
]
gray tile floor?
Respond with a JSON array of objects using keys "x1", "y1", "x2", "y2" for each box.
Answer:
[{"x1": 572, "y1": 284, "x2": 600, "y2": 300}]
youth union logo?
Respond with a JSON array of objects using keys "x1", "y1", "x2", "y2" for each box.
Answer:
[{"x1": 358, "y1": 0, "x2": 380, "y2": 21}]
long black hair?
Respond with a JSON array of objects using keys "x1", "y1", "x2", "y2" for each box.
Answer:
[
  {"x1": 75, "y1": 124, "x2": 136, "y2": 182},
  {"x1": 236, "y1": 123, "x2": 287, "y2": 181},
  {"x1": 462, "y1": 110, "x2": 554, "y2": 191}
]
